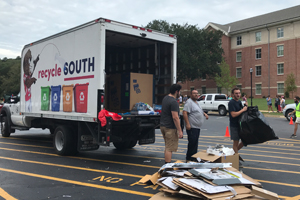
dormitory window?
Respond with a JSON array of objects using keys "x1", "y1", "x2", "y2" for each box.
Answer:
[
  {"x1": 237, "y1": 36, "x2": 242, "y2": 45},
  {"x1": 255, "y1": 66, "x2": 261, "y2": 76},
  {"x1": 255, "y1": 32, "x2": 261, "y2": 42},
  {"x1": 217, "y1": 87, "x2": 222, "y2": 93},
  {"x1": 255, "y1": 49, "x2": 261, "y2": 59},
  {"x1": 256, "y1": 84, "x2": 261, "y2": 95},
  {"x1": 236, "y1": 52, "x2": 242, "y2": 62},
  {"x1": 277, "y1": 45, "x2": 284, "y2": 57},
  {"x1": 277, "y1": 27, "x2": 284, "y2": 38},
  {"x1": 277, "y1": 83, "x2": 284, "y2": 94},
  {"x1": 236, "y1": 85, "x2": 242, "y2": 92},
  {"x1": 202, "y1": 87, "x2": 206, "y2": 94},
  {"x1": 236, "y1": 68, "x2": 242, "y2": 78},
  {"x1": 277, "y1": 63, "x2": 284, "y2": 75}
]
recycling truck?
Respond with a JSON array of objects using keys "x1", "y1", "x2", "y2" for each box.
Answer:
[{"x1": 0, "y1": 18, "x2": 177, "y2": 155}]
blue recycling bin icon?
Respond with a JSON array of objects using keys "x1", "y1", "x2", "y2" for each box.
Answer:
[{"x1": 51, "y1": 85, "x2": 61, "y2": 112}]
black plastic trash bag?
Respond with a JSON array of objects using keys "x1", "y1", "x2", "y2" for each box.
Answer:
[{"x1": 238, "y1": 106, "x2": 279, "y2": 146}]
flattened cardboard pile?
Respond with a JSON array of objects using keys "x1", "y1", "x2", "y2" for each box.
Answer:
[{"x1": 140, "y1": 162, "x2": 278, "y2": 200}]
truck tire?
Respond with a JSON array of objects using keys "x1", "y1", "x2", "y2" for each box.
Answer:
[
  {"x1": 285, "y1": 109, "x2": 294, "y2": 121},
  {"x1": 128, "y1": 140, "x2": 137, "y2": 148},
  {"x1": 112, "y1": 141, "x2": 127, "y2": 149},
  {"x1": 113, "y1": 140, "x2": 137, "y2": 149},
  {"x1": 53, "y1": 126, "x2": 77, "y2": 156},
  {"x1": 1, "y1": 116, "x2": 11, "y2": 137},
  {"x1": 218, "y1": 106, "x2": 227, "y2": 116}
]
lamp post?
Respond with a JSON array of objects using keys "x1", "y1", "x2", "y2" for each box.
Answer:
[{"x1": 250, "y1": 68, "x2": 253, "y2": 107}]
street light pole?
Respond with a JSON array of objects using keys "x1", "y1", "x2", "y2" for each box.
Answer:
[{"x1": 250, "y1": 68, "x2": 253, "y2": 107}]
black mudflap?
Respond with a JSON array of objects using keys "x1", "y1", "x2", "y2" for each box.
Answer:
[
  {"x1": 139, "y1": 127, "x2": 155, "y2": 145},
  {"x1": 77, "y1": 122, "x2": 99, "y2": 151}
]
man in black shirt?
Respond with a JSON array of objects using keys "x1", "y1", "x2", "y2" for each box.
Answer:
[
  {"x1": 228, "y1": 87, "x2": 247, "y2": 154},
  {"x1": 160, "y1": 84, "x2": 183, "y2": 163}
]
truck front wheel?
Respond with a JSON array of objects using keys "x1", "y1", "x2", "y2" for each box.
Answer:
[
  {"x1": 218, "y1": 106, "x2": 227, "y2": 116},
  {"x1": 1, "y1": 116, "x2": 11, "y2": 137},
  {"x1": 54, "y1": 126, "x2": 77, "y2": 156}
]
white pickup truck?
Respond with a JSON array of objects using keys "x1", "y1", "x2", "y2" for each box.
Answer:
[{"x1": 197, "y1": 94, "x2": 230, "y2": 116}]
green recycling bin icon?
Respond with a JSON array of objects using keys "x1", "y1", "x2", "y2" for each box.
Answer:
[{"x1": 41, "y1": 86, "x2": 51, "y2": 111}]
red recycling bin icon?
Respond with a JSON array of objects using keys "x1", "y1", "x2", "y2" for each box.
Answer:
[{"x1": 74, "y1": 83, "x2": 89, "y2": 113}]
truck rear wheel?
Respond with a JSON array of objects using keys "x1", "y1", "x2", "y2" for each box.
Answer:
[
  {"x1": 113, "y1": 140, "x2": 137, "y2": 149},
  {"x1": 1, "y1": 116, "x2": 11, "y2": 137},
  {"x1": 218, "y1": 106, "x2": 227, "y2": 116},
  {"x1": 54, "y1": 126, "x2": 77, "y2": 156},
  {"x1": 128, "y1": 140, "x2": 137, "y2": 148}
]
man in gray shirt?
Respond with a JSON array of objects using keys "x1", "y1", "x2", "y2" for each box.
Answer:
[{"x1": 183, "y1": 90, "x2": 209, "y2": 162}]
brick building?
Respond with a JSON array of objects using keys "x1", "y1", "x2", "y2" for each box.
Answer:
[{"x1": 180, "y1": 5, "x2": 300, "y2": 98}]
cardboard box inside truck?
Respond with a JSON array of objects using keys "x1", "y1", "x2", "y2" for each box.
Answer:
[{"x1": 105, "y1": 73, "x2": 153, "y2": 113}]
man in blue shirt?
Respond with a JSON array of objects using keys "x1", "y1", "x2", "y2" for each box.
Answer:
[{"x1": 228, "y1": 88, "x2": 248, "y2": 154}]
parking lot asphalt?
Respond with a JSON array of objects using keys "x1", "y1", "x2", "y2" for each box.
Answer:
[{"x1": 0, "y1": 114, "x2": 299, "y2": 200}]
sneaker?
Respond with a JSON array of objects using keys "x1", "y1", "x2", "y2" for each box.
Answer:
[{"x1": 290, "y1": 134, "x2": 297, "y2": 138}]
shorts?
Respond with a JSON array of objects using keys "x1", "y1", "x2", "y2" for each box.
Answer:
[
  {"x1": 230, "y1": 126, "x2": 241, "y2": 141},
  {"x1": 160, "y1": 126, "x2": 178, "y2": 152},
  {"x1": 296, "y1": 117, "x2": 300, "y2": 124},
  {"x1": 268, "y1": 103, "x2": 272, "y2": 106}
]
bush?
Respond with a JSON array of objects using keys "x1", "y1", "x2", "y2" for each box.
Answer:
[
  {"x1": 285, "y1": 91, "x2": 290, "y2": 98},
  {"x1": 262, "y1": 96, "x2": 266, "y2": 98}
]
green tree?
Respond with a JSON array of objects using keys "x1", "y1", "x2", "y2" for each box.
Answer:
[
  {"x1": 145, "y1": 20, "x2": 223, "y2": 82},
  {"x1": 214, "y1": 60, "x2": 239, "y2": 95},
  {"x1": 0, "y1": 58, "x2": 21, "y2": 97},
  {"x1": 285, "y1": 72, "x2": 297, "y2": 98}
]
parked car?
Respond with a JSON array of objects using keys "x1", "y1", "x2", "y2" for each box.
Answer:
[
  {"x1": 283, "y1": 103, "x2": 296, "y2": 121},
  {"x1": 197, "y1": 94, "x2": 230, "y2": 116}
]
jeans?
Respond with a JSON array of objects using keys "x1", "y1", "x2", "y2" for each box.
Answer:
[{"x1": 186, "y1": 128, "x2": 200, "y2": 161}]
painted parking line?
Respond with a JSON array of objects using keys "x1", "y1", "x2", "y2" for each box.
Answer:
[
  {"x1": 0, "y1": 168, "x2": 154, "y2": 198},
  {"x1": 0, "y1": 187, "x2": 18, "y2": 200},
  {"x1": 0, "y1": 156, "x2": 145, "y2": 178},
  {"x1": 131, "y1": 146, "x2": 300, "y2": 167},
  {"x1": 156, "y1": 135, "x2": 300, "y2": 148},
  {"x1": 2, "y1": 144, "x2": 300, "y2": 177},
  {"x1": 0, "y1": 142, "x2": 299, "y2": 197},
  {"x1": 156, "y1": 142, "x2": 300, "y2": 155},
  {"x1": 256, "y1": 179, "x2": 300, "y2": 188},
  {"x1": 0, "y1": 147, "x2": 159, "y2": 169},
  {"x1": 145, "y1": 144, "x2": 300, "y2": 161},
  {"x1": 243, "y1": 166, "x2": 300, "y2": 175},
  {"x1": 0, "y1": 141, "x2": 52, "y2": 149},
  {"x1": 0, "y1": 136, "x2": 52, "y2": 143}
]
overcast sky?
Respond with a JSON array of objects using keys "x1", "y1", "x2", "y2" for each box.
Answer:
[{"x1": 0, "y1": 0, "x2": 299, "y2": 59}]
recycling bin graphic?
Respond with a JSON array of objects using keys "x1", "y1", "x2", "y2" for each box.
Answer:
[
  {"x1": 41, "y1": 86, "x2": 50, "y2": 111},
  {"x1": 74, "y1": 83, "x2": 89, "y2": 113},
  {"x1": 62, "y1": 85, "x2": 74, "y2": 112},
  {"x1": 51, "y1": 85, "x2": 61, "y2": 112}
]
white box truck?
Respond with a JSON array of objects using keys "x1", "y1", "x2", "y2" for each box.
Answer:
[{"x1": 0, "y1": 18, "x2": 177, "y2": 155}]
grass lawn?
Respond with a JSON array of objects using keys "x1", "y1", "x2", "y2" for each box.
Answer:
[
  {"x1": 247, "y1": 98, "x2": 293, "y2": 110},
  {"x1": 180, "y1": 98, "x2": 295, "y2": 116}
]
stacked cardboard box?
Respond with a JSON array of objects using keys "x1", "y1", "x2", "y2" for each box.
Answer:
[
  {"x1": 105, "y1": 73, "x2": 153, "y2": 113},
  {"x1": 140, "y1": 162, "x2": 279, "y2": 200}
]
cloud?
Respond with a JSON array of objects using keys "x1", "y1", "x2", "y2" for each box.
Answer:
[{"x1": 0, "y1": 0, "x2": 299, "y2": 58}]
